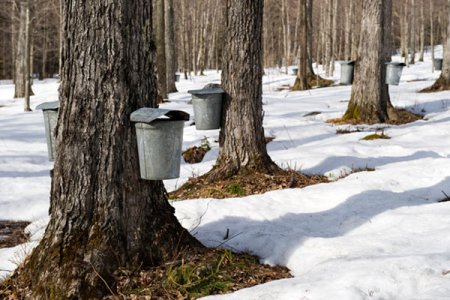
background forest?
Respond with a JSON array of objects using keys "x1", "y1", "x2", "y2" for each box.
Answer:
[{"x1": 0, "y1": 0, "x2": 449, "y2": 81}]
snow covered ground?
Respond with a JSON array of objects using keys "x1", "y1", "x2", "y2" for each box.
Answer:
[{"x1": 2, "y1": 47, "x2": 450, "y2": 299}]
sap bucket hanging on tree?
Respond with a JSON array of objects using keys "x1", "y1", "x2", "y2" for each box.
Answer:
[
  {"x1": 36, "y1": 101, "x2": 59, "y2": 161},
  {"x1": 340, "y1": 61, "x2": 355, "y2": 85},
  {"x1": 188, "y1": 88, "x2": 224, "y2": 130},
  {"x1": 292, "y1": 67, "x2": 298, "y2": 76},
  {"x1": 434, "y1": 58, "x2": 443, "y2": 71},
  {"x1": 130, "y1": 108, "x2": 189, "y2": 180},
  {"x1": 385, "y1": 62, "x2": 406, "y2": 85},
  {"x1": 174, "y1": 74, "x2": 181, "y2": 82}
]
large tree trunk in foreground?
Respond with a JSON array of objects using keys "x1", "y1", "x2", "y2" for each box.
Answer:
[
  {"x1": 19, "y1": 1, "x2": 199, "y2": 298},
  {"x1": 292, "y1": 0, "x2": 310, "y2": 91},
  {"x1": 343, "y1": 0, "x2": 398, "y2": 124},
  {"x1": 207, "y1": 0, "x2": 279, "y2": 180},
  {"x1": 424, "y1": 2, "x2": 450, "y2": 91}
]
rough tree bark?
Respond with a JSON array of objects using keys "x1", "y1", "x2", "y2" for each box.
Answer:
[
  {"x1": 206, "y1": 0, "x2": 279, "y2": 180},
  {"x1": 343, "y1": 0, "x2": 398, "y2": 124},
  {"x1": 14, "y1": 0, "x2": 33, "y2": 99},
  {"x1": 165, "y1": 0, "x2": 178, "y2": 93},
  {"x1": 18, "y1": 1, "x2": 200, "y2": 298},
  {"x1": 292, "y1": 0, "x2": 309, "y2": 91},
  {"x1": 423, "y1": 1, "x2": 450, "y2": 91}
]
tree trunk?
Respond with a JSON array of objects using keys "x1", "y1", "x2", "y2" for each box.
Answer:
[
  {"x1": 344, "y1": 0, "x2": 353, "y2": 61},
  {"x1": 403, "y1": 1, "x2": 410, "y2": 66},
  {"x1": 330, "y1": 0, "x2": 337, "y2": 75},
  {"x1": 419, "y1": 0, "x2": 425, "y2": 62},
  {"x1": 165, "y1": 0, "x2": 178, "y2": 93},
  {"x1": 14, "y1": 0, "x2": 33, "y2": 98},
  {"x1": 425, "y1": 1, "x2": 450, "y2": 90},
  {"x1": 23, "y1": 0, "x2": 31, "y2": 111},
  {"x1": 431, "y1": 0, "x2": 435, "y2": 72},
  {"x1": 292, "y1": 0, "x2": 309, "y2": 91},
  {"x1": 318, "y1": 1, "x2": 325, "y2": 65},
  {"x1": 325, "y1": 0, "x2": 332, "y2": 76},
  {"x1": 206, "y1": 0, "x2": 278, "y2": 180},
  {"x1": 343, "y1": 0, "x2": 398, "y2": 124},
  {"x1": 181, "y1": 0, "x2": 189, "y2": 79},
  {"x1": 155, "y1": 0, "x2": 167, "y2": 102},
  {"x1": 18, "y1": 1, "x2": 200, "y2": 298},
  {"x1": 41, "y1": 26, "x2": 48, "y2": 79},
  {"x1": 281, "y1": 0, "x2": 290, "y2": 73},
  {"x1": 11, "y1": 0, "x2": 16, "y2": 81},
  {"x1": 410, "y1": 0, "x2": 416, "y2": 64},
  {"x1": 351, "y1": 1, "x2": 360, "y2": 61},
  {"x1": 306, "y1": 0, "x2": 315, "y2": 76}
]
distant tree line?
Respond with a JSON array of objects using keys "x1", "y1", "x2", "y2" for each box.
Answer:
[{"x1": 0, "y1": 0, "x2": 448, "y2": 82}]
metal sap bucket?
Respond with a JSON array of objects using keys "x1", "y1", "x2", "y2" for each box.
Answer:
[
  {"x1": 386, "y1": 62, "x2": 406, "y2": 85},
  {"x1": 340, "y1": 61, "x2": 355, "y2": 85},
  {"x1": 434, "y1": 58, "x2": 443, "y2": 71},
  {"x1": 188, "y1": 88, "x2": 224, "y2": 130},
  {"x1": 292, "y1": 67, "x2": 298, "y2": 75},
  {"x1": 175, "y1": 74, "x2": 181, "y2": 82},
  {"x1": 36, "y1": 101, "x2": 59, "y2": 161},
  {"x1": 130, "y1": 108, "x2": 189, "y2": 180}
]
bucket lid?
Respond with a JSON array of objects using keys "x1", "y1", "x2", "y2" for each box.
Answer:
[
  {"x1": 130, "y1": 108, "x2": 189, "y2": 124},
  {"x1": 386, "y1": 62, "x2": 406, "y2": 67},
  {"x1": 36, "y1": 101, "x2": 59, "y2": 111},
  {"x1": 188, "y1": 88, "x2": 224, "y2": 95},
  {"x1": 340, "y1": 60, "x2": 355, "y2": 65}
]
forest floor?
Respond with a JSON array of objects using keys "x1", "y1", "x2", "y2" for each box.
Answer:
[{"x1": 0, "y1": 221, "x2": 29, "y2": 249}]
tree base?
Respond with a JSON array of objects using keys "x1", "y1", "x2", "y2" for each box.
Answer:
[
  {"x1": 8, "y1": 230, "x2": 202, "y2": 299},
  {"x1": 170, "y1": 169, "x2": 328, "y2": 200},
  {"x1": 420, "y1": 76, "x2": 450, "y2": 93},
  {"x1": 204, "y1": 155, "x2": 281, "y2": 183},
  {"x1": 332, "y1": 108, "x2": 422, "y2": 126},
  {"x1": 291, "y1": 74, "x2": 334, "y2": 91},
  {"x1": 2, "y1": 248, "x2": 292, "y2": 300}
]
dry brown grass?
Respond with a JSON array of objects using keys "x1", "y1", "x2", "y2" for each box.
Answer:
[{"x1": 170, "y1": 169, "x2": 328, "y2": 200}]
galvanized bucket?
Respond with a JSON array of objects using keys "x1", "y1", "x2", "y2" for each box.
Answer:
[
  {"x1": 434, "y1": 58, "x2": 443, "y2": 71},
  {"x1": 131, "y1": 108, "x2": 189, "y2": 180},
  {"x1": 385, "y1": 62, "x2": 406, "y2": 85},
  {"x1": 175, "y1": 74, "x2": 181, "y2": 82},
  {"x1": 340, "y1": 61, "x2": 355, "y2": 85},
  {"x1": 292, "y1": 67, "x2": 298, "y2": 76},
  {"x1": 36, "y1": 101, "x2": 59, "y2": 161},
  {"x1": 188, "y1": 88, "x2": 224, "y2": 130}
]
